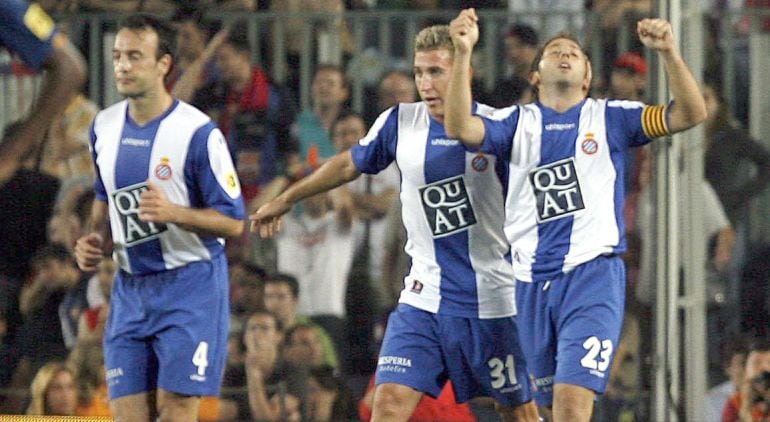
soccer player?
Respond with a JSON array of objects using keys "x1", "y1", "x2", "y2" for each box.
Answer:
[
  {"x1": 445, "y1": 9, "x2": 707, "y2": 422},
  {"x1": 250, "y1": 24, "x2": 539, "y2": 422},
  {"x1": 0, "y1": 0, "x2": 85, "y2": 162},
  {"x1": 73, "y1": 14, "x2": 244, "y2": 421}
]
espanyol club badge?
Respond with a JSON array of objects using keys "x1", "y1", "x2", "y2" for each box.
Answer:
[
  {"x1": 581, "y1": 133, "x2": 598, "y2": 155},
  {"x1": 154, "y1": 157, "x2": 172, "y2": 180},
  {"x1": 471, "y1": 153, "x2": 488, "y2": 172}
]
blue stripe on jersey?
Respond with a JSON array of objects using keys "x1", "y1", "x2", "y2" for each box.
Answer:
[
  {"x1": 531, "y1": 101, "x2": 583, "y2": 278},
  {"x1": 184, "y1": 122, "x2": 242, "y2": 256},
  {"x1": 424, "y1": 118, "x2": 478, "y2": 316},
  {"x1": 117, "y1": 101, "x2": 179, "y2": 274}
]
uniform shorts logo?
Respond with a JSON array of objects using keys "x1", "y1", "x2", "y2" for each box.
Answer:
[
  {"x1": 154, "y1": 157, "x2": 173, "y2": 180},
  {"x1": 419, "y1": 175, "x2": 477, "y2": 238},
  {"x1": 529, "y1": 158, "x2": 585, "y2": 222},
  {"x1": 581, "y1": 133, "x2": 598, "y2": 155},
  {"x1": 113, "y1": 182, "x2": 167, "y2": 246},
  {"x1": 471, "y1": 153, "x2": 489, "y2": 172}
]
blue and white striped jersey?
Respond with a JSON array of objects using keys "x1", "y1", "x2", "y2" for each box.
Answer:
[
  {"x1": 350, "y1": 102, "x2": 516, "y2": 319},
  {"x1": 90, "y1": 100, "x2": 245, "y2": 275},
  {"x1": 481, "y1": 98, "x2": 668, "y2": 282}
]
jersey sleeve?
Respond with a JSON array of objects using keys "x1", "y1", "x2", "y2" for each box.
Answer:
[
  {"x1": 89, "y1": 120, "x2": 108, "y2": 202},
  {"x1": 0, "y1": 1, "x2": 56, "y2": 71},
  {"x1": 480, "y1": 105, "x2": 519, "y2": 160},
  {"x1": 185, "y1": 123, "x2": 245, "y2": 220},
  {"x1": 606, "y1": 100, "x2": 671, "y2": 149},
  {"x1": 350, "y1": 107, "x2": 399, "y2": 174}
]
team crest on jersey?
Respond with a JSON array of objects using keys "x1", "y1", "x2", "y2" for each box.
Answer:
[
  {"x1": 154, "y1": 158, "x2": 173, "y2": 180},
  {"x1": 112, "y1": 182, "x2": 167, "y2": 246},
  {"x1": 529, "y1": 158, "x2": 585, "y2": 222},
  {"x1": 581, "y1": 133, "x2": 598, "y2": 155},
  {"x1": 471, "y1": 153, "x2": 488, "y2": 172},
  {"x1": 419, "y1": 175, "x2": 477, "y2": 238}
]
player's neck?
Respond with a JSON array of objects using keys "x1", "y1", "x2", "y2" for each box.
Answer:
[
  {"x1": 538, "y1": 86, "x2": 586, "y2": 113},
  {"x1": 128, "y1": 90, "x2": 174, "y2": 126}
]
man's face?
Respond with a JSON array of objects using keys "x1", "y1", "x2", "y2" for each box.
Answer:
[
  {"x1": 378, "y1": 73, "x2": 416, "y2": 109},
  {"x1": 311, "y1": 68, "x2": 349, "y2": 108},
  {"x1": 505, "y1": 35, "x2": 532, "y2": 66},
  {"x1": 610, "y1": 69, "x2": 645, "y2": 101},
  {"x1": 216, "y1": 43, "x2": 250, "y2": 86},
  {"x1": 243, "y1": 313, "x2": 280, "y2": 352},
  {"x1": 332, "y1": 115, "x2": 367, "y2": 152},
  {"x1": 45, "y1": 370, "x2": 77, "y2": 416},
  {"x1": 263, "y1": 282, "x2": 296, "y2": 323},
  {"x1": 534, "y1": 38, "x2": 591, "y2": 92},
  {"x1": 113, "y1": 28, "x2": 169, "y2": 98},
  {"x1": 287, "y1": 327, "x2": 324, "y2": 366},
  {"x1": 413, "y1": 48, "x2": 454, "y2": 120}
]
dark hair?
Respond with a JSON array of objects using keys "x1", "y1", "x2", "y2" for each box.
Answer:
[
  {"x1": 118, "y1": 14, "x2": 177, "y2": 62},
  {"x1": 330, "y1": 110, "x2": 364, "y2": 135},
  {"x1": 283, "y1": 322, "x2": 317, "y2": 345},
  {"x1": 224, "y1": 20, "x2": 251, "y2": 54},
  {"x1": 748, "y1": 337, "x2": 770, "y2": 354},
  {"x1": 265, "y1": 272, "x2": 300, "y2": 298},
  {"x1": 507, "y1": 23, "x2": 539, "y2": 47},
  {"x1": 315, "y1": 63, "x2": 351, "y2": 93}
]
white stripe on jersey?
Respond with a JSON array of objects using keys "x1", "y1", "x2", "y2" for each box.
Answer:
[{"x1": 387, "y1": 102, "x2": 516, "y2": 318}]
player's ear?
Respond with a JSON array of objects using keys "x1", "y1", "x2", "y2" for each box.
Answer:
[
  {"x1": 158, "y1": 53, "x2": 172, "y2": 78},
  {"x1": 529, "y1": 70, "x2": 540, "y2": 87},
  {"x1": 582, "y1": 59, "x2": 593, "y2": 94}
]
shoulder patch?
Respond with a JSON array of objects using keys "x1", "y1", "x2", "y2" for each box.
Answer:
[{"x1": 23, "y1": 4, "x2": 55, "y2": 41}]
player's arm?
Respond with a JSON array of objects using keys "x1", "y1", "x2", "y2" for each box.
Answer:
[
  {"x1": 444, "y1": 8, "x2": 486, "y2": 147},
  {"x1": 0, "y1": 32, "x2": 86, "y2": 182},
  {"x1": 138, "y1": 181, "x2": 245, "y2": 239},
  {"x1": 75, "y1": 199, "x2": 111, "y2": 272},
  {"x1": 249, "y1": 150, "x2": 362, "y2": 237},
  {"x1": 638, "y1": 18, "x2": 707, "y2": 134}
]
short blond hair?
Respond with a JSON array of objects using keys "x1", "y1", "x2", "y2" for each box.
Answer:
[{"x1": 414, "y1": 25, "x2": 454, "y2": 54}]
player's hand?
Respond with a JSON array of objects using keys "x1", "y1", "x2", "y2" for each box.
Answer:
[
  {"x1": 638, "y1": 18, "x2": 675, "y2": 53},
  {"x1": 74, "y1": 233, "x2": 104, "y2": 272},
  {"x1": 449, "y1": 8, "x2": 479, "y2": 55},
  {"x1": 248, "y1": 199, "x2": 292, "y2": 238},
  {"x1": 138, "y1": 181, "x2": 178, "y2": 224}
]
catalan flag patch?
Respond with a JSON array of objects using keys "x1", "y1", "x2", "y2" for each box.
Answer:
[{"x1": 641, "y1": 105, "x2": 669, "y2": 138}]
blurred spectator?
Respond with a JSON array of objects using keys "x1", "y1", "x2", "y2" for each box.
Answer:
[
  {"x1": 77, "y1": 0, "x2": 177, "y2": 12},
  {"x1": 275, "y1": 191, "x2": 354, "y2": 363},
  {"x1": 358, "y1": 377, "x2": 476, "y2": 421},
  {"x1": 283, "y1": 323, "x2": 327, "y2": 369},
  {"x1": 364, "y1": 69, "x2": 417, "y2": 124},
  {"x1": 25, "y1": 362, "x2": 77, "y2": 416},
  {"x1": 238, "y1": 309, "x2": 307, "y2": 422},
  {"x1": 294, "y1": 64, "x2": 351, "y2": 166},
  {"x1": 704, "y1": 336, "x2": 749, "y2": 422},
  {"x1": 0, "y1": 121, "x2": 60, "y2": 340},
  {"x1": 587, "y1": 0, "x2": 651, "y2": 84},
  {"x1": 607, "y1": 51, "x2": 648, "y2": 101},
  {"x1": 722, "y1": 337, "x2": 770, "y2": 421},
  {"x1": 487, "y1": 23, "x2": 538, "y2": 107},
  {"x1": 306, "y1": 365, "x2": 357, "y2": 422},
  {"x1": 263, "y1": 273, "x2": 339, "y2": 369},
  {"x1": 230, "y1": 261, "x2": 267, "y2": 319},
  {"x1": 168, "y1": 7, "x2": 229, "y2": 103},
  {"x1": 194, "y1": 21, "x2": 297, "y2": 190},
  {"x1": 270, "y1": 0, "x2": 355, "y2": 94},
  {"x1": 702, "y1": 80, "x2": 770, "y2": 226},
  {"x1": 37, "y1": 94, "x2": 98, "y2": 180}
]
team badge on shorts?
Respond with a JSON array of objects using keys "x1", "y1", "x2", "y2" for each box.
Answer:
[
  {"x1": 471, "y1": 153, "x2": 489, "y2": 172},
  {"x1": 154, "y1": 157, "x2": 173, "y2": 180},
  {"x1": 581, "y1": 133, "x2": 598, "y2": 155}
]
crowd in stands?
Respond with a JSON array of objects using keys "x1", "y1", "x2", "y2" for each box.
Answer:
[{"x1": 0, "y1": 1, "x2": 769, "y2": 420}]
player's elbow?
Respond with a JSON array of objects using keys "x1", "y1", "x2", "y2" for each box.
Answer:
[{"x1": 52, "y1": 38, "x2": 87, "y2": 90}]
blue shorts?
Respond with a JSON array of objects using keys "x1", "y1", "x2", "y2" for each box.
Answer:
[
  {"x1": 375, "y1": 304, "x2": 532, "y2": 407},
  {"x1": 516, "y1": 255, "x2": 626, "y2": 406},
  {"x1": 104, "y1": 254, "x2": 230, "y2": 399}
]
